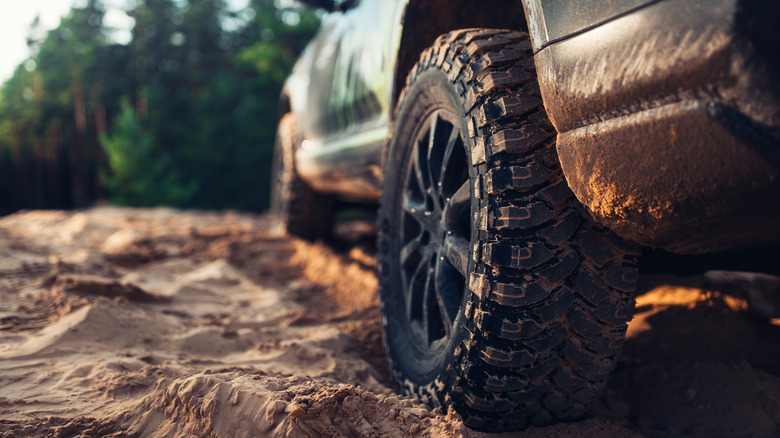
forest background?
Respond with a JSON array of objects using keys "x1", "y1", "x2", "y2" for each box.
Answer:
[{"x1": 0, "y1": 0, "x2": 320, "y2": 215}]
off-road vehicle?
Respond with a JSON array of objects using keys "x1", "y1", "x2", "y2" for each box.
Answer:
[{"x1": 270, "y1": 0, "x2": 780, "y2": 430}]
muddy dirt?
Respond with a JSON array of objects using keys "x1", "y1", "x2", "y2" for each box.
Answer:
[{"x1": 1, "y1": 207, "x2": 778, "y2": 437}]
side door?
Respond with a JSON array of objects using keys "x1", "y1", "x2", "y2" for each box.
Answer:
[{"x1": 295, "y1": 0, "x2": 401, "y2": 200}]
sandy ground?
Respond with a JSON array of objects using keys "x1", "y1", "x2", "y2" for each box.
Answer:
[{"x1": 1, "y1": 207, "x2": 779, "y2": 437}]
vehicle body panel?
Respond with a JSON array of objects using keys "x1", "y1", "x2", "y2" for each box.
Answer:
[
  {"x1": 536, "y1": 0, "x2": 780, "y2": 253},
  {"x1": 521, "y1": 0, "x2": 661, "y2": 51},
  {"x1": 286, "y1": 0, "x2": 406, "y2": 201}
]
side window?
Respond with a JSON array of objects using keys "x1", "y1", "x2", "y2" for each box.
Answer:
[{"x1": 326, "y1": 0, "x2": 384, "y2": 133}]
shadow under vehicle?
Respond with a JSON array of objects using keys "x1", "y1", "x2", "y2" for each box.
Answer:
[{"x1": 270, "y1": 0, "x2": 780, "y2": 431}]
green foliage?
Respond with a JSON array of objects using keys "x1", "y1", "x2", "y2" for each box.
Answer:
[
  {"x1": 0, "y1": 0, "x2": 321, "y2": 213},
  {"x1": 101, "y1": 100, "x2": 197, "y2": 206}
]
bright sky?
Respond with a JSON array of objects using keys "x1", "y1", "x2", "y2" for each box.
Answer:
[
  {"x1": 0, "y1": 0, "x2": 249, "y2": 83},
  {"x1": 0, "y1": 1, "x2": 74, "y2": 82}
]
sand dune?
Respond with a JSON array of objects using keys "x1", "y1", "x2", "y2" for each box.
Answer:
[{"x1": 0, "y1": 207, "x2": 778, "y2": 437}]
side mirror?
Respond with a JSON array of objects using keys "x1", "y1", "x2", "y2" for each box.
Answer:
[{"x1": 298, "y1": 0, "x2": 336, "y2": 12}]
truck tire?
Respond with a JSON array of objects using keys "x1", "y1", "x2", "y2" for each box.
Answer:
[
  {"x1": 270, "y1": 113, "x2": 335, "y2": 240},
  {"x1": 377, "y1": 29, "x2": 640, "y2": 431}
]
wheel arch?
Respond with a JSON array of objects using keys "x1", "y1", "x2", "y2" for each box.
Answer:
[{"x1": 391, "y1": 0, "x2": 528, "y2": 117}]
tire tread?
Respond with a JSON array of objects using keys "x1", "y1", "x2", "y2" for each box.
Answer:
[{"x1": 383, "y1": 28, "x2": 639, "y2": 432}]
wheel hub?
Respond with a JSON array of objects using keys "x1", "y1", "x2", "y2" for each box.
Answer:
[{"x1": 398, "y1": 110, "x2": 471, "y2": 351}]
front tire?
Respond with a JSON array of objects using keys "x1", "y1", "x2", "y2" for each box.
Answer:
[{"x1": 377, "y1": 29, "x2": 640, "y2": 431}]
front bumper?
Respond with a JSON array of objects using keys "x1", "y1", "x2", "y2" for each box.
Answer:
[{"x1": 535, "y1": 0, "x2": 780, "y2": 254}]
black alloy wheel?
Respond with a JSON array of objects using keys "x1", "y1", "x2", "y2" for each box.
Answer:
[{"x1": 398, "y1": 109, "x2": 471, "y2": 355}]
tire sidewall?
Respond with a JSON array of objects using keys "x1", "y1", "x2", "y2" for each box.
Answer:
[{"x1": 379, "y1": 68, "x2": 476, "y2": 396}]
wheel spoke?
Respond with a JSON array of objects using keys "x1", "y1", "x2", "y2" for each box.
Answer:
[
  {"x1": 442, "y1": 233, "x2": 470, "y2": 277},
  {"x1": 400, "y1": 233, "x2": 424, "y2": 270},
  {"x1": 442, "y1": 181, "x2": 471, "y2": 231},
  {"x1": 405, "y1": 255, "x2": 429, "y2": 321},
  {"x1": 422, "y1": 265, "x2": 444, "y2": 345},
  {"x1": 427, "y1": 112, "x2": 442, "y2": 188},
  {"x1": 414, "y1": 133, "x2": 431, "y2": 194},
  {"x1": 439, "y1": 127, "x2": 462, "y2": 193},
  {"x1": 434, "y1": 259, "x2": 463, "y2": 335},
  {"x1": 428, "y1": 112, "x2": 457, "y2": 193}
]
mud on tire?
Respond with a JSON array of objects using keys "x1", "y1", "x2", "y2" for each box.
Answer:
[
  {"x1": 377, "y1": 29, "x2": 640, "y2": 431},
  {"x1": 271, "y1": 113, "x2": 335, "y2": 241}
]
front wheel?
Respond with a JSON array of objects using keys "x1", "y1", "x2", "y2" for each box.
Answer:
[{"x1": 377, "y1": 29, "x2": 640, "y2": 431}]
